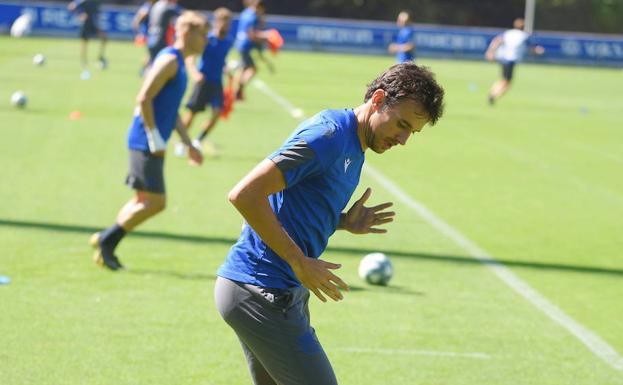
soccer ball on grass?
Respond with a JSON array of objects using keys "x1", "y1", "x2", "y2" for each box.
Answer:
[
  {"x1": 358, "y1": 252, "x2": 393, "y2": 286},
  {"x1": 33, "y1": 54, "x2": 46, "y2": 66},
  {"x1": 10, "y1": 91, "x2": 27, "y2": 108}
]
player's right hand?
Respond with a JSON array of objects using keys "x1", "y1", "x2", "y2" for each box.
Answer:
[
  {"x1": 146, "y1": 128, "x2": 167, "y2": 154},
  {"x1": 292, "y1": 257, "x2": 349, "y2": 302},
  {"x1": 188, "y1": 145, "x2": 203, "y2": 166}
]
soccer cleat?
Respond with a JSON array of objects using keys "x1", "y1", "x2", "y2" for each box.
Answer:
[
  {"x1": 89, "y1": 232, "x2": 124, "y2": 271},
  {"x1": 80, "y1": 69, "x2": 91, "y2": 80},
  {"x1": 191, "y1": 139, "x2": 203, "y2": 153},
  {"x1": 487, "y1": 95, "x2": 495, "y2": 106}
]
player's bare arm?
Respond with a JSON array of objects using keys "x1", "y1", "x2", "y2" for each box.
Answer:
[
  {"x1": 137, "y1": 54, "x2": 177, "y2": 129},
  {"x1": 228, "y1": 159, "x2": 349, "y2": 302},
  {"x1": 185, "y1": 55, "x2": 204, "y2": 83},
  {"x1": 485, "y1": 35, "x2": 503, "y2": 60}
]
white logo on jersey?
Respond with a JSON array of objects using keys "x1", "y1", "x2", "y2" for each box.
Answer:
[{"x1": 344, "y1": 158, "x2": 352, "y2": 173}]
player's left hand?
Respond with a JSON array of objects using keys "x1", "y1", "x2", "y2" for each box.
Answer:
[
  {"x1": 341, "y1": 187, "x2": 394, "y2": 234},
  {"x1": 188, "y1": 145, "x2": 203, "y2": 166}
]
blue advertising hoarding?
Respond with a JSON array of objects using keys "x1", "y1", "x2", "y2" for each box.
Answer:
[{"x1": 1, "y1": 1, "x2": 621, "y2": 67}]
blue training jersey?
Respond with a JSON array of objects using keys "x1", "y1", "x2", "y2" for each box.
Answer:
[
  {"x1": 395, "y1": 26, "x2": 415, "y2": 62},
  {"x1": 197, "y1": 32, "x2": 233, "y2": 84},
  {"x1": 127, "y1": 47, "x2": 187, "y2": 151},
  {"x1": 218, "y1": 109, "x2": 365, "y2": 288},
  {"x1": 234, "y1": 7, "x2": 259, "y2": 52}
]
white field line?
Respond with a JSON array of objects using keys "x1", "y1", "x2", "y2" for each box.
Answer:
[
  {"x1": 252, "y1": 79, "x2": 623, "y2": 372},
  {"x1": 337, "y1": 347, "x2": 491, "y2": 360},
  {"x1": 253, "y1": 79, "x2": 303, "y2": 118}
]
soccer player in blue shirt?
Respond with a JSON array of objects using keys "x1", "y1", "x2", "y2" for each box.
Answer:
[
  {"x1": 67, "y1": 0, "x2": 108, "y2": 79},
  {"x1": 388, "y1": 10, "x2": 416, "y2": 63},
  {"x1": 177, "y1": 7, "x2": 233, "y2": 152},
  {"x1": 90, "y1": 11, "x2": 208, "y2": 271},
  {"x1": 232, "y1": 0, "x2": 269, "y2": 100},
  {"x1": 215, "y1": 63, "x2": 445, "y2": 384}
]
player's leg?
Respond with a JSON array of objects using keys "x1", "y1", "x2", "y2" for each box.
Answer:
[
  {"x1": 215, "y1": 277, "x2": 339, "y2": 385},
  {"x1": 488, "y1": 62, "x2": 514, "y2": 104},
  {"x1": 239, "y1": 341, "x2": 278, "y2": 385},
  {"x1": 97, "y1": 28, "x2": 108, "y2": 69},
  {"x1": 197, "y1": 107, "x2": 222, "y2": 142},
  {"x1": 176, "y1": 81, "x2": 208, "y2": 156},
  {"x1": 196, "y1": 83, "x2": 224, "y2": 143},
  {"x1": 91, "y1": 150, "x2": 166, "y2": 270},
  {"x1": 80, "y1": 39, "x2": 88, "y2": 69},
  {"x1": 234, "y1": 50, "x2": 256, "y2": 100},
  {"x1": 116, "y1": 190, "x2": 166, "y2": 231}
]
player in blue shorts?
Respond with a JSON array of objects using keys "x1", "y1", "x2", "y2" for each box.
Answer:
[
  {"x1": 176, "y1": 7, "x2": 233, "y2": 154},
  {"x1": 89, "y1": 11, "x2": 208, "y2": 271},
  {"x1": 232, "y1": 0, "x2": 269, "y2": 100},
  {"x1": 388, "y1": 10, "x2": 416, "y2": 63},
  {"x1": 215, "y1": 63, "x2": 445, "y2": 384},
  {"x1": 67, "y1": 0, "x2": 108, "y2": 79}
]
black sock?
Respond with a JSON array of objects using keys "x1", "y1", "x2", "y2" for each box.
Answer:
[
  {"x1": 100, "y1": 224, "x2": 126, "y2": 252},
  {"x1": 197, "y1": 132, "x2": 208, "y2": 141}
]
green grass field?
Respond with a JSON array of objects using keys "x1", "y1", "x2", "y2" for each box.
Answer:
[{"x1": 1, "y1": 36, "x2": 622, "y2": 385}]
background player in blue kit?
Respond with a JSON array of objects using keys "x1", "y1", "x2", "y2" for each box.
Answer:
[
  {"x1": 388, "y1": 10, "x2": 416, "y2": 63},
  {"x1": 67, "y1": 0, "x2": 108, "y2": 79},
  {"x1": 176, "y1": 7, "x2": 233, "y2": 154},
  {"x1": 90, "y1": 11, "x2": 208, "y2": 271},
  {"x1": 232, "y1": 0, "x2": 269, "y2": 100},
  {"x1": 215, "y1": 63, "x2": 445, "y2": 385}
]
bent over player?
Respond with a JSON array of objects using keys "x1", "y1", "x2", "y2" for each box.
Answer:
[{"x1": 215, "y1": 62, "x2": 445, "y2": 384}]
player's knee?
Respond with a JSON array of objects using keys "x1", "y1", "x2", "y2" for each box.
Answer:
[{"x1": 149, "y1": 196, "x2": 166, "y2": 213}]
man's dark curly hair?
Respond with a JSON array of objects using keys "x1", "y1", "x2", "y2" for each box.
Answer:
[{"x1": 364, "y1": 63, "x2": 445, "y2": 125}]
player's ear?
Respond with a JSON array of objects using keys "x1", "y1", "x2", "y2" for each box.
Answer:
[{"x1": 371, "y1": 89, "x2": 386, "y2": 111}]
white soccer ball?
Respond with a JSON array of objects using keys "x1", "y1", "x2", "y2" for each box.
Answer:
[
  {"x1": 358, "y1": 252, "x2": 393, "y2": 286},
  {"x1": 10, "y1": 13, "x2": 33, "y2": 37},
  {"x1": 33, "y1": 54, "x2": 46, "y2": 66},
  {"x1": 10, "y1": 91, "x2": 27, "y2": 108}
]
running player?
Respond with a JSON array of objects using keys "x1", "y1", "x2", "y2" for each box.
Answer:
[
  {"x1": 90, "y1": 11, "x2": 208, "y2": 271},
  {"x1": 177, "y1": 7, "x2": 234, "y2": 154},
  {"x1": 485, "y1": 18, "x2": 545, "y2": 105}
]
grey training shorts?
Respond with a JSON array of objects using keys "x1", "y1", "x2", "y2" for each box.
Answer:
[
  {"x1": 125, "y1": 149, "x2": 165, "y2": 194},
  {"x1": 215, "y1": 276, "x2": 338, "y2": 385}
]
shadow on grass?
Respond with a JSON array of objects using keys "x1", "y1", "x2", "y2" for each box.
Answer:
[
  {"x1": 2, "y1": 218, "x2": 622, "y2": 278},
  {"x1": 126, "y1": 268, "x2": 216, "y2": 282},
  {"x1": 347, "y1": 284, "x2": 425, "y2": 296}
]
